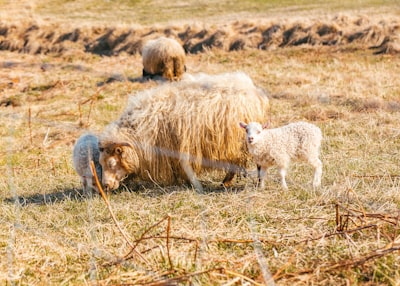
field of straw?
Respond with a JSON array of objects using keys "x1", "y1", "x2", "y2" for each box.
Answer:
[{"x1": 1, "y1": 0, "x2": 400, "y2": 285}]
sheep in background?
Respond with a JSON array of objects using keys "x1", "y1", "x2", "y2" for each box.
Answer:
[
  {"x1": 142, "y1": 37, "x2": 186, "y2": 81},
  {"x1": 99, "y1": 72, "x2": 270, "y2": 191},
  {"x1": 240, "y1": 121, "x2": 322, "y2": 190},
  {"x1": 72, "y1": 133, "x2": 102, "y2": 194}
]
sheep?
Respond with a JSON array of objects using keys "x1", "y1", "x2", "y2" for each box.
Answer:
[
  {"x1": 98, "y1": 71, "x2": 270, "y2": 191},
  {"x1": 239, "y1": 121, "x2": 322, "y2": 190},
  {"x1": 142, "y1": 36, "x2": 186, "y2": 81},
  {"x1": 72, "y1": 133, "x2": 102, "y2": 194}
]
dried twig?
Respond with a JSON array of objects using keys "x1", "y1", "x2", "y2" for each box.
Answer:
[
  {"x1": 166, "y1": 214, "x2": 173, "y2": 270},
  {"x1": 123, "y1": 214, "x2": 171, "y2": 261},
  {"x1": 274, "y1": 244, "x2": 400, "y2": 281},
  {"x1": 224, "y1": 269, "x2": 265, "y2": 286},
  {"x1": 297, "y1": 224, "x2": 378, "y2": 245},
  {"x1": 353, "y1": 174, "x2": 400, "y2": 178},
  {"x1": 338, "y1": 203, "x2": 400, "y2": 225},
  {"x1": 28, "y1": 107, "x2": 33, "y2": 145},
  {"x1": 141, "y1": 267, "x2": 224, "y2": 286},
  {"x1": 90, "y1": 161, "x2": 149, "y2": 265}
]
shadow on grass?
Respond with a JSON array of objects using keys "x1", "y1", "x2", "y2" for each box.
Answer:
[
  {"x1": 96, "y1": 74, "x2": 166, "y2": 86},
  {"x1": 115, "y1": 175, "x2": 250, "y2": 197},
  {"x1": 4, "y1": 176, "x2": 251, "y2": 206},
  {"x1": 4, "y1": 188, "x2": 95, "y2": 206}
]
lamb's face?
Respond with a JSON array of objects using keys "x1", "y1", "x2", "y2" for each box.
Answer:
[
  {"x1": 240, "y1": 122, "x2": 263, "y2": 145},
  {"x1": 98, "y1": 143, "x2": 135, "y2": 191}
]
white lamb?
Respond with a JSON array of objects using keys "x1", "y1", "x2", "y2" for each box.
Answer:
[
  {"x1": 72, "y1": 133, "x2": 102, "y2": 193},
  {"x1": 239, "y1": 121, "x2": 323, "y2": 190}
]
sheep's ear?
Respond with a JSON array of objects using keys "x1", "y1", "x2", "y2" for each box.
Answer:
[
  {"x1": 115, "y1": 146, "x2": 123, "y2": 155},
  {"x1": 114, "y1": 142, "x2": 133, "y2": 156},
  {"x1": 239, "y1": 122, "x2": 247, "y2": 129}
]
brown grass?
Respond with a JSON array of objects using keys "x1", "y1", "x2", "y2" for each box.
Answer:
[{"x1": 1, "y1": 4, "x2": 400, "y2": 286}]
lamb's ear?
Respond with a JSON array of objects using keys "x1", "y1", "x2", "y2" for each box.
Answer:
[
  {"x1": 262, "y1": 122, "x2": 270, "y2": 129},
  {"x1": 239, "y1": 122, "x2": 247, "y2": 129}
]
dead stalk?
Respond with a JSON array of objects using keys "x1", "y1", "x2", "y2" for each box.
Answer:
[
  {"x1": 224, "y1": 269, "x2": 265, "y2": 286},
  {"x1": 275, "y1": 244, "x2": 400, "y2": 281},
  {"x1": 143, "y1": 267, "x2": 224, "y2": 286},
  {"x1": 335, "y1": 203, "x2": 340, "y2": 231},
  {"x1": 78, "y1": 103, "x2": 83, "y2": 126},
  {"x1": 51, "y1": 158, "x2": 56, "y2": 176},
  {"x1": 28, "y1": 107, "x2": 33, "y2": 145},
  {"x1": 90, "y1": 161, "x2": 149, "y2": 265},
  {"x1": 166, "y1": 214, "x2": 173, "y2": 270}
]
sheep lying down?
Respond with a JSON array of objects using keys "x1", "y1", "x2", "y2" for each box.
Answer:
[
  {"x1": 240, "y1": 121, "x2": 323, "y2": 190},
  {"x1": 72, "y1": 133, "x2": 102, "y2": 193}
]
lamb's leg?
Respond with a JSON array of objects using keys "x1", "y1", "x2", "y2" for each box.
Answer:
[
  {"x1": 257, "y1": 165, "x2": 266, "y2": 188},
  {"x1": 309, "y1": 157, "x2": 323, "y2": 188},
  {"x1": 278, "y1": 168, "x2": 288, "y2": 190}
]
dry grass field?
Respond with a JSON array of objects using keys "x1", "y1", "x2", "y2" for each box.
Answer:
[{"x1": 1, "y1": 0, "x2": 400, "y2": 285}]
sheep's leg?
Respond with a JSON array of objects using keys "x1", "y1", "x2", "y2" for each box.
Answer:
[
  {"x1": 180, "y1": 155, "x2": 203, "y2": 192},
  {"x1": 222, "y1": 170, "x2": 235, "y2": 187},
  {"x1": 163, "y1": 59, "x2": 175, "y2": 81},
  {"x1": 309, "y1": 157, "x2": 323, "y2": 188}
]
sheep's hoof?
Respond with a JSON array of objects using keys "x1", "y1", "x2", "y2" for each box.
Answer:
[
  {"x1": 222, "y1": 181, "x2": 234, "y2": 188},
  {"x1": 222, "y1": 172, "x2": 235, "y2": 188}
]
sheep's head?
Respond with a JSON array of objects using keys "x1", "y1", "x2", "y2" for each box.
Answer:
[
  {"x1": 239, "y1": 122, "x2": 266, "y2": 145},
  {"x1": 98, "y1": 141, "x2": 139, "y2": 191}
]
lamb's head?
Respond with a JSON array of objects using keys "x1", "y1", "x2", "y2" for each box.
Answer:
[
  {"x1": 239, "y1": 122, "x2": 265, "y2": 145},
  {"x1": 98, "y1": 141, "x2": 139, "y2": 191},
  {"x1": 72, "y1": 133, "x2": 103, "y2": 193}
]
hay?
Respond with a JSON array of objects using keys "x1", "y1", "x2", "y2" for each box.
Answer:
[{"x1": 1, "y1": 15, "x2": 400, "y2": 55}]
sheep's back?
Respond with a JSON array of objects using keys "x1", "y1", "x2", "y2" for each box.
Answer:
[
  {"x1": 106, "y1": 72, "x2": 269, "y2": 183},
  {"x1": 73, "y1": 133, "x2": 101, "y2": 180},
  {"x1": 263, "y1": 122, "x2": 322, "y2": 160},
  {"x1": 142, "y1": 37, "x2": 185, "y2": 77}
]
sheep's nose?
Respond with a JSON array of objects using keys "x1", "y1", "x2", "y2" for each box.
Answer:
[
  {"x1": 248, "y1": 137, "x2": 254, "y2": 143},
  {"x1": 104, "y1": 182, "x2": 111, "y2": 191}
]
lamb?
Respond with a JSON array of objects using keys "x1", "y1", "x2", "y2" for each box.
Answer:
[
  {"x1": 98, "y1": 72, "x2": 270, "y2": 191},
  {"x1": 142, "y1": 36, "x2": 186, "y2": 81},
  {"x1": 72, "y1": 133, "x2": 102, "y2": 193},
  {"x1": 239, "y1": 121, "x2": 322, "y2": 190}
]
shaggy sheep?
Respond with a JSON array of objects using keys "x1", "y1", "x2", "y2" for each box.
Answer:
[
  {"x1": 142, "y1": 37, "x2": 186, "y2": 81},
  {"x1": 99, "y1": 72, "x2": 270, "y2": 191},
  {"x1": 239, "y1": 121, "x2": 322, "y2": 190},
  {"x1": 72, "y1": 133, "x2": 102, "y2": 193}
]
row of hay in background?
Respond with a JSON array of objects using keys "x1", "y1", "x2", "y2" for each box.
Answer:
[{"x1": 1, "y1": 15, "x2": 399, "y2": 56}]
